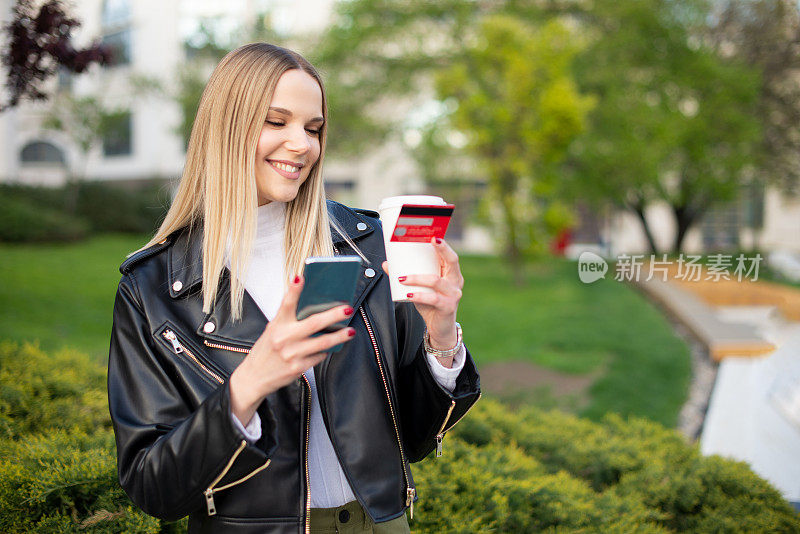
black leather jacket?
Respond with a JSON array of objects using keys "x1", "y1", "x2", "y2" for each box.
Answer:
[{"x1": 108, "y1": 200, "x2": 481, "y2": 533}]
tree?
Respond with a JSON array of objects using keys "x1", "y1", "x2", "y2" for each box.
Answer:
[
  {"x1": 313, "y1": 1, "x2": 592, "y2": 280},
  {"x1": 436, "y1": 16, "x2": 592, "y2": 283},
  {"x1": 568, "y1": 0, "x2": 763, "y2": 253},
  {"x1": 314, "y1": 0, "x2": 773, "y2": 256},
  {"x1": 710, "y1": 0, "x2": 800, "y2": 193},
  {"x1": 2, "y1": 0, "x2": 112, "y2": 111},
  {"x1": 42, "y1": 94, "x2": 128, "y2": 212}
]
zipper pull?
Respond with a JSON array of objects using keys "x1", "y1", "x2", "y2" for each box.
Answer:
[
  {"x1": 163, "y1": 330, "x2": 183, "y2": 354},
  {"x1": 406, "y1": 487, "x2": 416, "y2": 520},
  {"x1": 435, "y1": 434, "x2": 444, "y2": 457},
  {"x1": 204, "y1": 488, "x2": 217, "y2": 516}
]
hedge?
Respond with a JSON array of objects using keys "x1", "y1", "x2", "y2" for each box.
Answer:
[
  {"x1": 0, "y1": 195, "x2": 88, "y2": 243},
  {"x1": 0, "y1": 182, "x2": 169, "y2": 242},
  {"x1": 1, "y1": 341, "x2": 798, "y2": 532}
]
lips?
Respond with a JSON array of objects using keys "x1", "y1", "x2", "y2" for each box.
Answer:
[{"x1": 267, "y1": 159, "x2": 303, "y2": 179}]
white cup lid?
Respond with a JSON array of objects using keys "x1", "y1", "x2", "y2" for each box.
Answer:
[{"x1": 378, "y1": 195, "x2": 445, "y2": 211}]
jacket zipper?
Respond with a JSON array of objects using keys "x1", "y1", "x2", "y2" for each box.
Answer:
[
  {"x1": 300, "y1": 375, "x2": 312, "y2": 534},
  {"x1": 162, "y1": 332, "x2": 270, "y2": 516},
  {"x1": 163, "y1": 330, "x2": 224, "y2": 384},
  {"x1": 358, "y1": 307, "x2": 416, "y2": 519},
  {"x1": 435, "y1": 401, "x2": 456, "y2": 458},
  {"x1": 203, "y1": 340, "x2": 251, "y2": 353},
  {"x1": 204, "y1": 440, "x2": 272, "y2": 515},
  {"x1": 434, "y1": 391, "x2": 482, "y2": 457},
  {"x1": 201, "y1": 337, "x2": 310, "y2": 527}
]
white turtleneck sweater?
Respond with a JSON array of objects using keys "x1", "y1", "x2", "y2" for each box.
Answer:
[{"x1": 230, "y1": 200, "x2": 465, "y2": 508}]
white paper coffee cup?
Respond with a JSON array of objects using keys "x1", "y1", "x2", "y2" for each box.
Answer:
[{"x1": 378, "y1": 195, "x2": 447, "y2": 302}]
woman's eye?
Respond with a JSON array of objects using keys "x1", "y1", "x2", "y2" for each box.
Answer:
[
  {"x1": 306, "y1": 129, "x2": 321, "y2": 136},
  {"x1": 266, "y1": 120, "x2": 284, "y2": 127}
]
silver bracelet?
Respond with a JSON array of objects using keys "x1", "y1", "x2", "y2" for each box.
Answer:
[{"x1": 423, "y1": 322, "x2": 463, "y2": 359}]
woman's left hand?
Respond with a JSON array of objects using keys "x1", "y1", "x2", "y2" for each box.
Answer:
[{"x1": 381, "y1": 237, "x2": 464, "y2": 357}]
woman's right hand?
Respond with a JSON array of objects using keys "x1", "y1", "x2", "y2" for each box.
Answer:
[{"x1": 229, "y1": 275, "x2": 355, "y2": 425}]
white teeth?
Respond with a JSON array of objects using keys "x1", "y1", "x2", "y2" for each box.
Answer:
[{"x1": 270, "y1": 161, "x2": 299, "y2": 173}]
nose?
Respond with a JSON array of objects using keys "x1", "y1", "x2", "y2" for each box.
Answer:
[{"x1": 285, "y1": 125, "x2": 311, "y2": 154}]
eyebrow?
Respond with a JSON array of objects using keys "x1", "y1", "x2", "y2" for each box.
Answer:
[{"x1": 269, "y1": 107, "x2": 324, "y2": 124}]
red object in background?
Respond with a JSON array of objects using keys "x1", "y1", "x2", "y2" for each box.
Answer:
[{"x1": 551, "y1": 229, "x2": 572, "y2": 256}]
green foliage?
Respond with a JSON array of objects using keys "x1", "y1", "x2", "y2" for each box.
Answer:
[
  {"x1": 0, "y1": 194, "x2": 88, "y2": 243},
  {"x1": 566, "y1": 0, "x2": 763, "y2": 252},
  {"x1": 0, "y1": 341, "x2": 185, "y2": 532},
  {"x1": 0, "y1": 431, "x2": 160, "y2": 533},
  {"x1": 70, "y1": 182, "x2": 168, "y2": 234},
  {"x1": 1, "y1": 341, "x2": 797, "y2": 532},
  {"x1": 0, "y1": 182, "x2": 168, "y2": 241},
  {"x1": 315, "y1": 0, "x2": 776, "y2": 257},
  {"x1": 434, "y1": 16, "x2": 592, "y2": 277},
  {"x1": 412, "y1": 398, "x2": 800, "y2": 533},
  {"x1": 0, "y1": 342, "x2": 109, "y2": 439}
]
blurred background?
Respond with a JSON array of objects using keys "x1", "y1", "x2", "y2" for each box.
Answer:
[{"x1": 2, "y1": 0, "x2": 800, "y2": 531}]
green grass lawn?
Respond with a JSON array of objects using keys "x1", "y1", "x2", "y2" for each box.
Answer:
[
  {"x1": 0, "y1": 236, "x2": 691, "y2": 426},
  {"x1": 0, "y1": 234, "x2": 147, "y2": 359},
  {"x1": 458, "y1": 254, "x2": 691, "y2": 426}
]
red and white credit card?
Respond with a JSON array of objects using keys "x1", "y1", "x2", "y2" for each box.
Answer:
[{"x1": 389, "y1": 204, "x2": 454, "y2": 243}]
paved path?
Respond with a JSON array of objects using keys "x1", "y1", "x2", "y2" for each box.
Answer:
[
  {"x1": 635, "y1": 276, "x2": 775, "y2": 360},
  {"x1": 635, "y1": 269, "x2": 800, "y2": 506}
]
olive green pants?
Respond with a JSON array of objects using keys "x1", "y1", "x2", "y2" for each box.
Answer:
[{"x1": 309, "y1": 500, "x2": 410, "y2": 534}]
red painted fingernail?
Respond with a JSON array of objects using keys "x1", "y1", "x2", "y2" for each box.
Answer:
[
  {"x1": 293, "y1": 275, "x2": 300, "y2": 284},
  {"x1": 347, "y1": 328, "x2": 356, "y2": 337},
  {"x1": 344, "y1": 306, "x2": 353, "y2": 316},
  {"x1": 407, "y1": 293, "x2": 414, "y2": 298},
  {"x1": 398, "y1": 276, "x2": 407, "y2": 282},
  {"x1": 435, "y1": 238, "x2": 442, "y2": 244}
]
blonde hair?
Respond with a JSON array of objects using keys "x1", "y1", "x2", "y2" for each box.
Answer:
[{"x1": 136, "y1": 43, "x2": 364, "y2": 320}]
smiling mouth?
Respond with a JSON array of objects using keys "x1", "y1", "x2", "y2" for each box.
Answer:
[{"x1": 268, "y1": 160, "x2": 302, "y2": 173}]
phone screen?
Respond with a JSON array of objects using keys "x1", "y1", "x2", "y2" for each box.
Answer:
[{"x1": 296, "y1": 256, "x2": 362, "y2": 351}]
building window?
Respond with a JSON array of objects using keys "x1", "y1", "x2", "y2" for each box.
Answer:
[
  {"x1": 20, "y1": 141, "x2": 66, "y2": 165},
  {"x1": 101, "y1": 0, "x2": 132, "y2": 66},
  {"x1": 102, "y1": 30, "x2": 132, "y2": 65},
  {"x1": 102, "y1": 112, "x2": 133, "y2": 157}
]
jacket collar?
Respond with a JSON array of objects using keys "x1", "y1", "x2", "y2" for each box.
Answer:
[
  {"x1": 166, "y1": 200, "x2": 380, "y2": 348},
  {"x1": 167, "y1": 200, "x2": 375, "y2": 299}
]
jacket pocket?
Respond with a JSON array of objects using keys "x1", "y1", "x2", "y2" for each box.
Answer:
[{"x1": 155, "y1": 322, "x2": 228, "y2": 386}]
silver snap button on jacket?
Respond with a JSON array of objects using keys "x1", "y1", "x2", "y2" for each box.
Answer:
[
  {"x1": 203, "y1": 322, "x2": 216, "y2": 333},
  {"x1": 356, "y1": 222, "x2": 367, "y2": 231},
  {"x1": 172, "y1": 281, "x2": 183, "y2": 292},
  {"x1": 364, "y1": 268, "x2": 375, "y2": 278}
]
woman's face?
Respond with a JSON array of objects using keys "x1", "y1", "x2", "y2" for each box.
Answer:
[{"x1": 255, "y1": 69, "x2": 324, "y2": 205}]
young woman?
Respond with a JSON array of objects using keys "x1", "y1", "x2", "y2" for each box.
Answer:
[{"x1": 108, "y1": 43, "x2": 480, "y2": 534}]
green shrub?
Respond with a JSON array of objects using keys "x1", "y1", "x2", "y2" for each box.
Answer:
[
  {"x1": 412, "y1": 399, "x2": 800, "y2": 533},
  {"x1": 0, "y1": 195, "x2": 88, "y2": 243},
  {"x1": 0, "y1": 182, "x2": 169, "y2": 241},
  {"x1": 0, "y1": 341, "x2": 187, "y2": 532},
  {"x1": 0, "y1": 430, "x2": 161, "y2": 533},
  {"x1": 72, "y1": 182, "x2": 168, "y2": 234},
  {"x1": 1, "y1": 340, "x2": 798, "y2": 532},
  {"x1": 0, "y1": 342, "x2": 109, "y2": 439}
]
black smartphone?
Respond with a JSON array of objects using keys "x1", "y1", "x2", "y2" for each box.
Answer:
[{"x1": 296, "y1": 255, "x2": 362, "y2": 353}]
